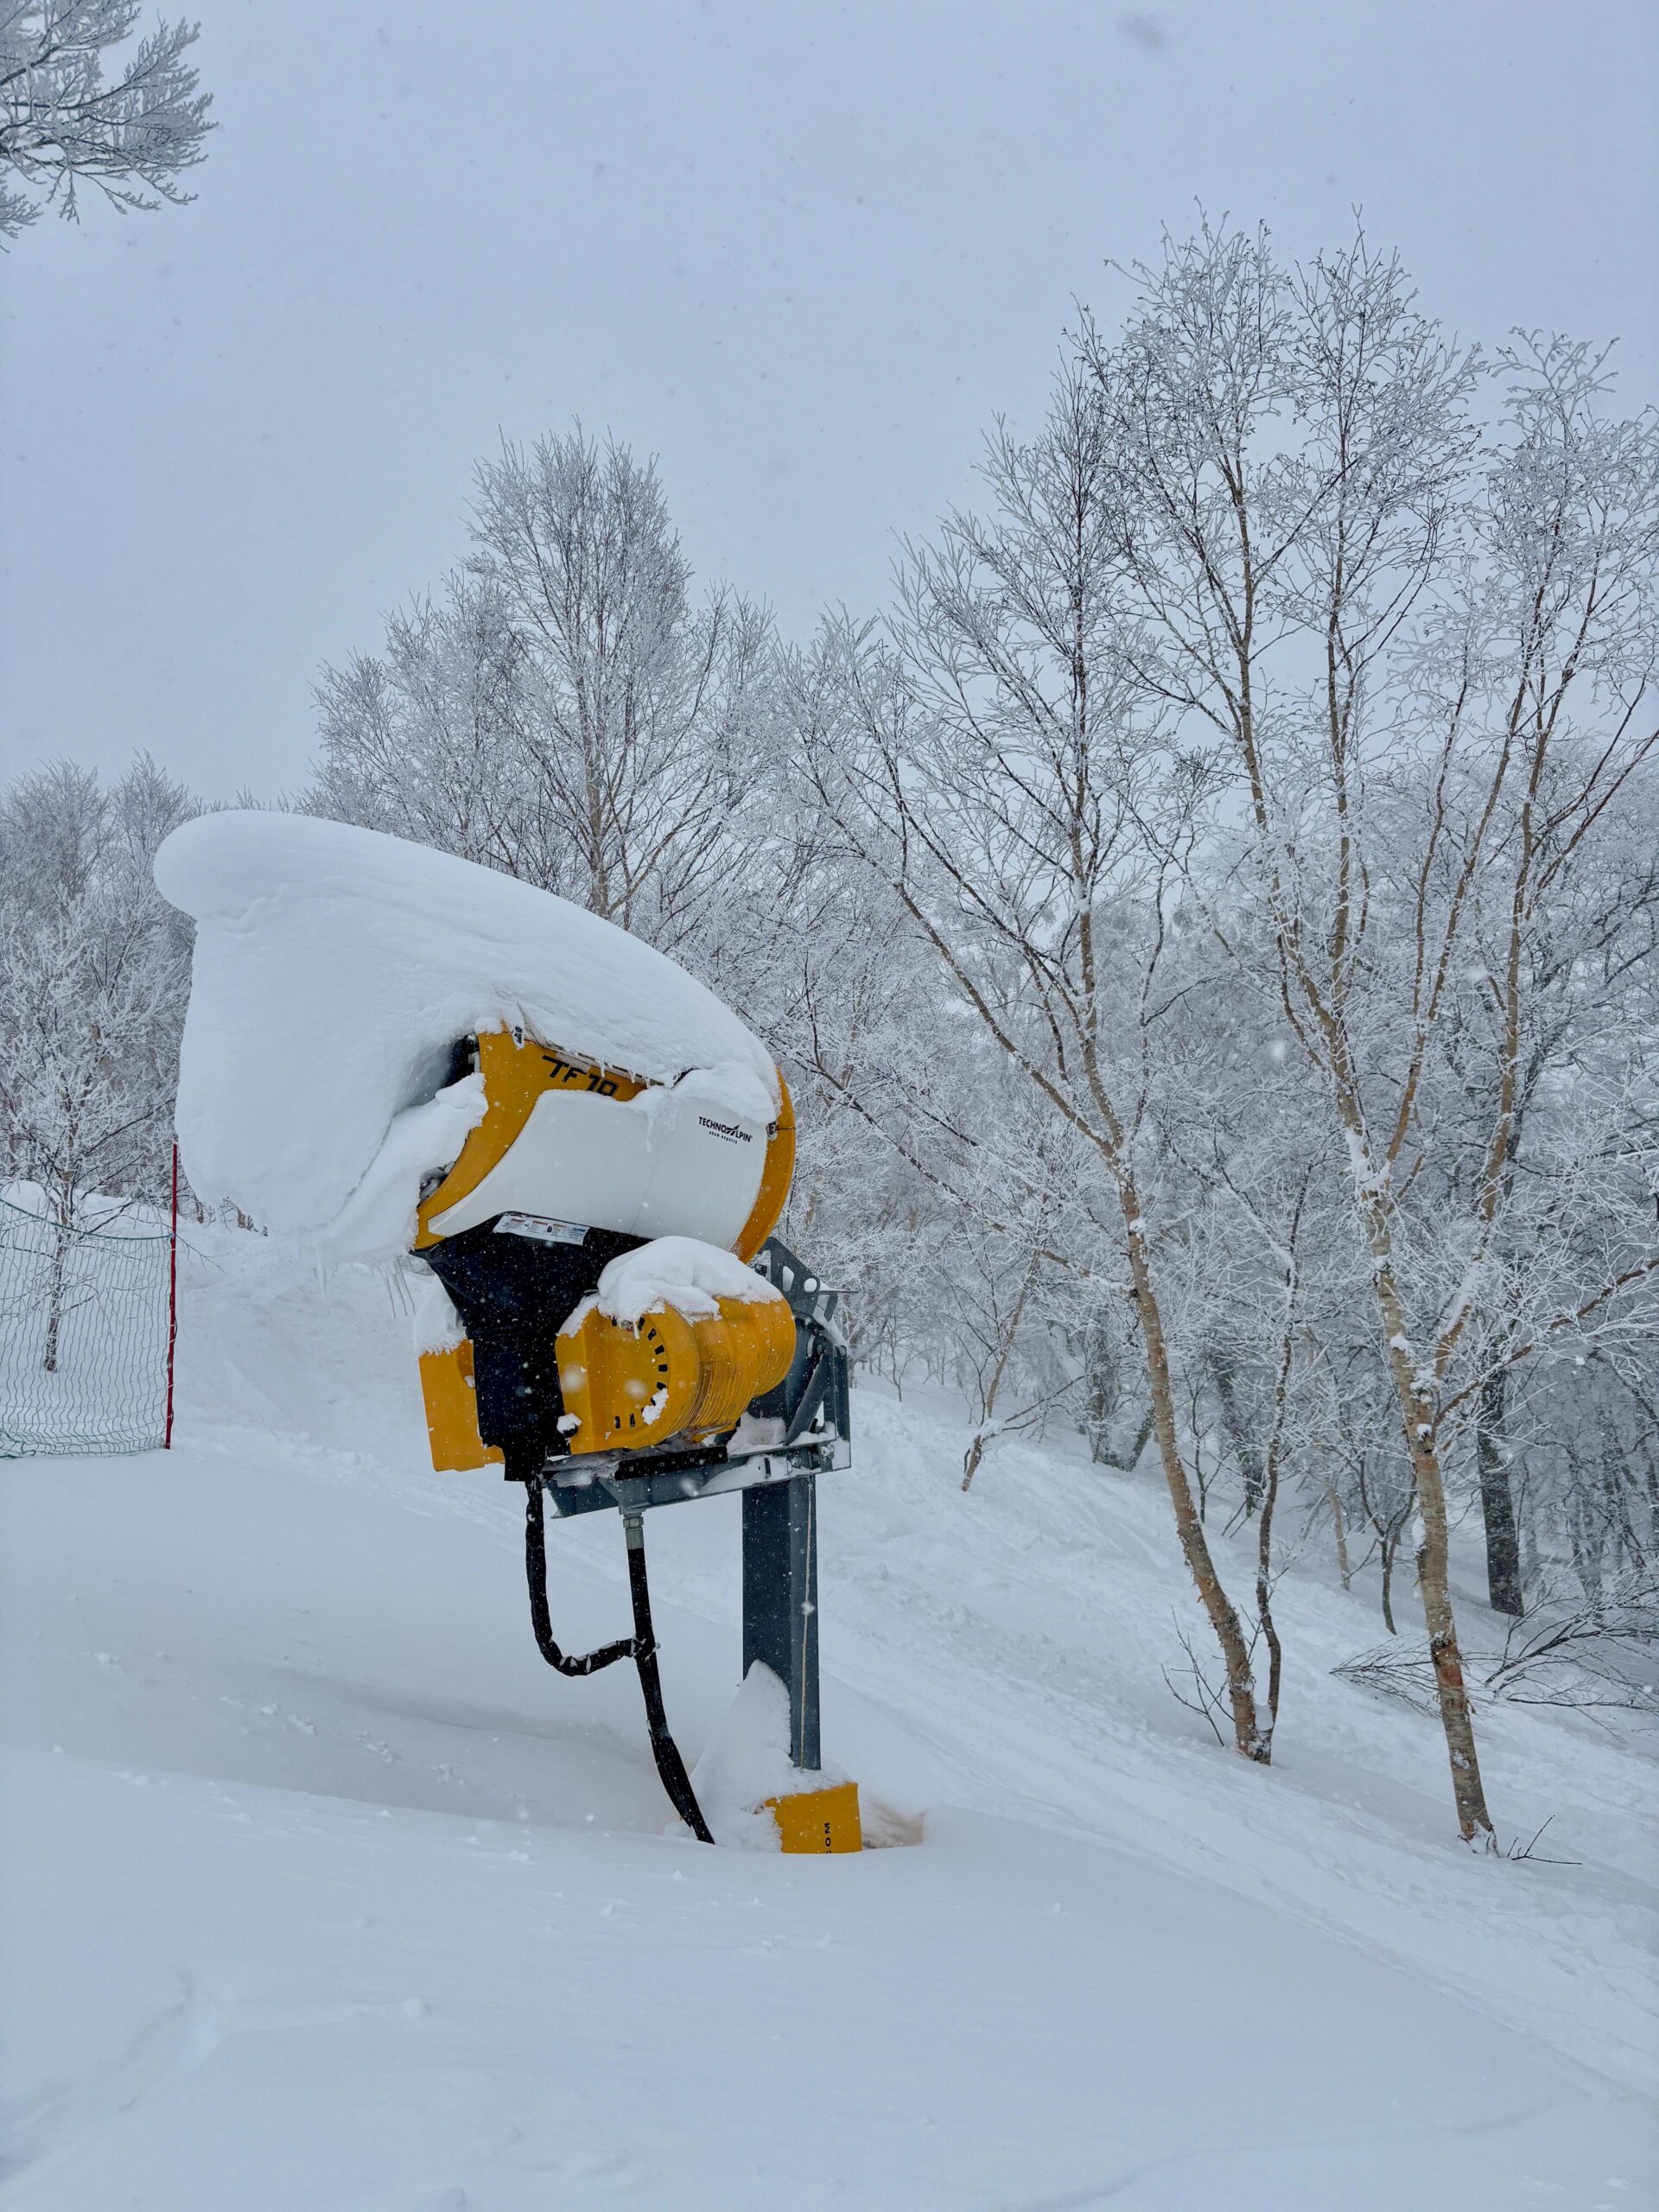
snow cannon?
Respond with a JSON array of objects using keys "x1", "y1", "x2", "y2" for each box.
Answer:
[
  {"x1": 410, "y1": 1027, "x2": 797, "y2": 1472},
  {"x1": 410, "y1": 1025, "x2": 855, "y2": 1853},
  {"x1": 152, "y1": 811, "x2": 857, "y2": 1856}
]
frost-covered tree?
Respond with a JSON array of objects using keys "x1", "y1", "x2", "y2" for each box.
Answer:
[
  {"x1": 313, "y1": 574, "x2": 528, "y2": 877},
  {"x1": 315, "y1": 427, "x2": 774, "y2": 968},
  {"x1": 467, "y1": 427, "x2": 773, "y2": 954},
  {"x1": 0, "y1": 1, "x2": 212, "y2": 241},
  {"x1": 0, "y1": 754, "x2": 194, "y2": 1224},
  {"x1": 786, "y1": 359, "x2": 1274, "y2": 1764},
  {"x1": 1078, "y1": 224, "x2": 1659, "y2": 1841}
]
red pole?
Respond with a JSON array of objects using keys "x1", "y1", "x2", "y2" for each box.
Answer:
[{"x1": 164, "y1": 1141, "x2": 180, "y2": 1449}]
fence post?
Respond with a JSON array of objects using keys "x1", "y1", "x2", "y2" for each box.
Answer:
[{"x1": 165, "y1": 1143, "x2": 179, "y2": 1449}]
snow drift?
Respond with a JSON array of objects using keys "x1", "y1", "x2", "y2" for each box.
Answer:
[
  {"x1": 154, "y1": 812, "x2": 779, "y2": 1258},
  {"x1": 5, "y1": 1233, "x2": 1656, "y2": 2209}
]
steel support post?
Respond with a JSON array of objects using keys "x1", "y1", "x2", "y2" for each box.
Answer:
[{"x1": 741, "y1": 1473, "x2": 820, "y2": 1770}]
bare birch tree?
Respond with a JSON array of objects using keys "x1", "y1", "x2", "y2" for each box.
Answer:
[
  {"x1": 313, "y1": 574, "x2": 529, "y2": 875},
  {"x1": 0, "y1": 756, "x2": 194, "y2": 1357},
  {"x1": 1084, "y1": 225, "x2": 1659, "y2": 1840},
  {"x1": 467, "y1": 427, "x2": 772, "y2": 955},
  {"x1": 789, "y1": 359, "x2": 1272, "y2": 1761}
]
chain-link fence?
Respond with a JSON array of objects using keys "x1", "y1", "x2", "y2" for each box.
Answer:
[{"x1": 0, "y1": 1190, "x2": 176, "y2": 1457}]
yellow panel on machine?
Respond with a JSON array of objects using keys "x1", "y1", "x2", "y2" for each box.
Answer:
[
  {"x1": 556, "y1": 1293, "x2": 794, "y2": 1455},
  {"x1": 413, "y1": 1031, "x2": 647, "y2": 1253},
  {"x1": 417, "y1": 1340, "x2": 504, "y2": 1471},
  {"x1": 413, "y1": 1029, "x2": 796, "y2": 1262},
  {"x1": 766, "y1": 1781, "x2": 863, "y2": 1853}
]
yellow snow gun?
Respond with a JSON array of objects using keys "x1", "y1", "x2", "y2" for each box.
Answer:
[
  {"x1": 410, "y1": 1027, "x2": 797, "y2": 1473},
  {"x1": 410, "y1": 1024, "x2": 855, "y2": 1851}
]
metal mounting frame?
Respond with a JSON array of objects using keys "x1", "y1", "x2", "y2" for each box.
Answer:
[{"x1": 513, "y1": 1237, "x2": 849, "y2": 1775}]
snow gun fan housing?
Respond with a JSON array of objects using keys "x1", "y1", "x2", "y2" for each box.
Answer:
[{"x1": 413, "y1": 1027, "x2": 797, "y2": 1471}]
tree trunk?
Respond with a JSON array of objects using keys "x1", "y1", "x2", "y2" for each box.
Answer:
[
  {"x1": 1378, "y1": 1520, "x2": 1400, "y2": 1636},
  {"x1": 1407, "y1": 1417, "x2": 1495, "y2": 1844},
  {"x1": 1123, "y1": 1191, "x2": 1268, "y2": 1763},
  {"x1": 1475, "y1": 1366, "x2": 1524, "y2": 1617},
  {"x1": 1211, "y1": 1352, "x2": 1266, "y2": 1514},
  {"x1": 1083, "y1": 1314, "x2": 1116, "y2": 1465},
  {"x1": 1326, "y1": 1483, "x2": 1352, "y2": 1589},
  {"x1": 1081, "y1": 1316, "x2": 1154, "y2": 1469},
  {"x1": 1254, "y1": 1432, "x2": 1284, "y2": 1758},
  {"x1": 962, "y1": 1243, "x2": 1040, "y2": 1492},
  {"x1": 41, "y1": 1219, "x2": 71, "y2": 1374},
  {"x1": 1364, "y1": 1222, "x2": 1496, "y2": 1841}
]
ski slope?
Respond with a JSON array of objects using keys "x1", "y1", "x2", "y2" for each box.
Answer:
[{"x1": 3, "y1": 1228, "x2": 1656, "y2": 2209}]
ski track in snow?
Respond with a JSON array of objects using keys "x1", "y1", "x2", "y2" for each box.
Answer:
[{"x1": 2, "y1": 1226, "x2": 1655, "y2": 2209}]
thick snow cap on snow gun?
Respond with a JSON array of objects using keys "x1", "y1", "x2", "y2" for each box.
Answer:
[{"x1": 154, "y1": 810, "x2": 780, "y2": 1255}]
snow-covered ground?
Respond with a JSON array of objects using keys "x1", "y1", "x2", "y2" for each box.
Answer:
[{"x1": 3, "y1": 1227, "x2": 1656, "y2": 2209}]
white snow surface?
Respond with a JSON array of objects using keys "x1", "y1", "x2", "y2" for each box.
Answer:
[
  {"x1": 155, "y1": 811, "x2": 779, "y2": 1253},
  {"x1": 3, "y1": 1230, "x2": 1656, "y2": 2209},
  {"x1": 409, "y1": 1269, "x2": 466, "y2": 1357},
  {"x1": 592, "y1": 1235, "x2": 785, "y2": 1326}
]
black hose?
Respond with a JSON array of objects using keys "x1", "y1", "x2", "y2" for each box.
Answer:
[
  {"x1": 521, "y1": 1478, "x2": 715, "y2": 1844},
  {"x1": 623, "y1": 1515, "x2": 715, "y2": 1845},
  {"x1": 522, "y1": 1474, "x2": 637, "y2": 1675}
]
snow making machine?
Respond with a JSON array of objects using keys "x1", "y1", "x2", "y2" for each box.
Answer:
[
  {"x1": 154, "y1": 810, "x2": 857, "y2": 1854},
  {"x1": 411, "y1": 1027, "x2": 856, "y2": 1851}
]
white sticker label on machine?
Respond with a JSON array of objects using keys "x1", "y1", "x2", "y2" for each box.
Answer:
[{"x1": 493, "y1": 1212, "x2": 588, "y2": 1244}]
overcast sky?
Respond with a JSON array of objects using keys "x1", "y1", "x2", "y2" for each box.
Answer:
[{"x1": 3, "y1": 0, "x2": 1656, "y2": 798}]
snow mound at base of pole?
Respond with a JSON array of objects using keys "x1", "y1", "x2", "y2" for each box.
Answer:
[{"x1": 683, "y1": 1664, "x2": 850, "y2": 1850}]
